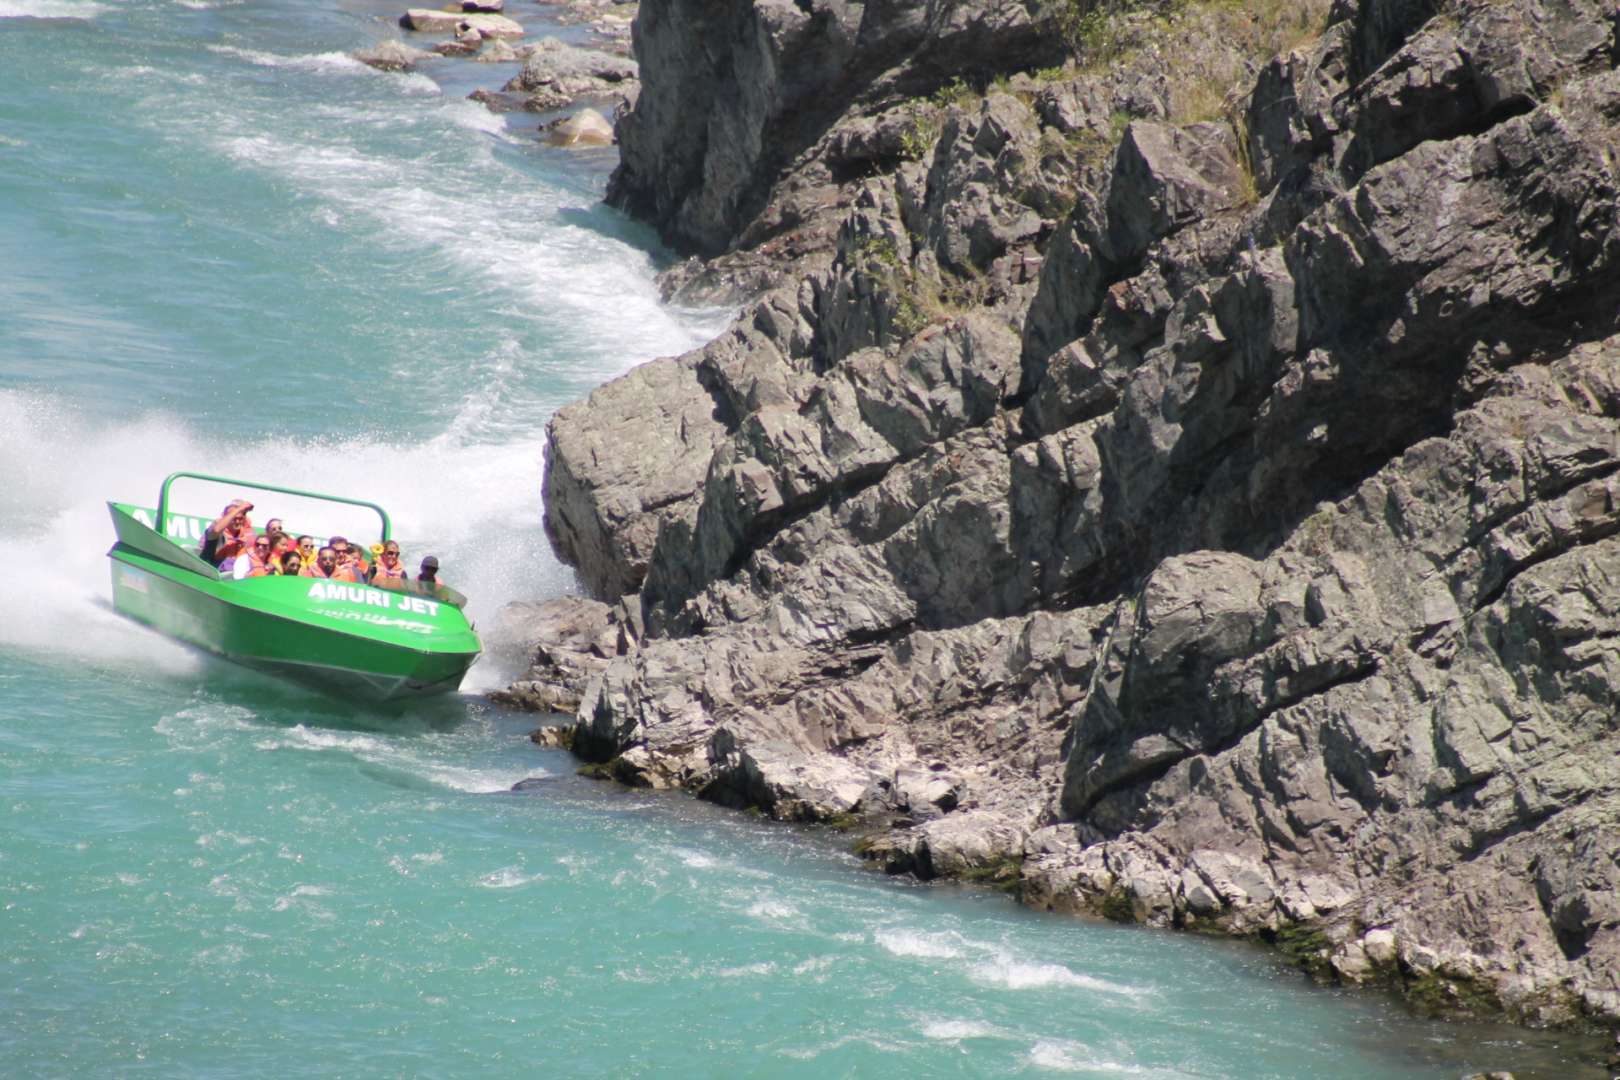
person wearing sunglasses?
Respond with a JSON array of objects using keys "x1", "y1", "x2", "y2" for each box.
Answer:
[
  {"x1": 322, "y1": 540, "x2": 364, "y2": 583},
  {"x1": 279, "y1": 551, "x2": 304, "y2": 577},
  {"x1": 305, "y1": 546, "x2": 341, "y2": 580},
  {"x1": 329, "y1": 536, "x2": 370, "y2": 579},
  {"x1": 369, "y1": 541, "x2": 408, "y2": 589},
  {"x1": 264, "y1": 519, "x2": 297, "y2": 557},
  {"x1": 233, "y1": 534, "x2": 276, "y2": 579}
]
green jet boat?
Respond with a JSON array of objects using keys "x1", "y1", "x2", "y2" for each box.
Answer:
[{"x1": 107, "y1": 471, "x2": 482, "y2": 700}]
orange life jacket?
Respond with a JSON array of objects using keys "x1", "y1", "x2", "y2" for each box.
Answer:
[
  {"x1": 330, "y1": 565, "x2": 362, "y2": 584},
  {"x1": 305, "y1": 562, "x2": 336, "y2": 579},
  {"x1": 213, "y1": 518, "x2": 255, "y2": 563},
  {"x1": 242, "y1": 550, "x2": 272, "y2": 578},
  {"x1": 372, "y1": 556, "x2": 406, "y2": 582}
]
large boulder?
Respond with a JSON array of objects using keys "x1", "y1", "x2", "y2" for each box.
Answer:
[
  {"x1": 544, "y1": 108, "x2": 615, "y2": 147},
  {"x1": 500, "y1": 37, "x2": 638, "y2": 111},
  {"x1": 399, "y1": 10, "x2": 523, "y2": 38},
  {"x1": 352, "y1": 39, "x2": 431, "y2": 72},
  {"x1": 543, "y1": 352, "x2": 729, "y2": 601}
]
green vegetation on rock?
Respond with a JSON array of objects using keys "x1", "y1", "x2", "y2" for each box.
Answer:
[
  {"x1": 1273, "y1": 924, "x2": 1333, "y2": 978},
  {"x1": 1098, "y1": 889, "x2": 1136, "y2": 923},
  {"x1": 1404, "y1": 971, "x2": 1502, "y2": 1019},
  {"x1": 960, "y1": 855, "x2": 1025, "y2": 894}
]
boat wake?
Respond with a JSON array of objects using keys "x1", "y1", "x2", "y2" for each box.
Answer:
[
  {"x1": 0, "y1": 387, "x2": 568, "y2": 691},
  {"x1": 0, "y1": 0, "x2": 108, "y2": 18}
]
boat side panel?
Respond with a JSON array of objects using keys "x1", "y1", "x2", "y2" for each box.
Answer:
[
  {"x1": 108, "y1": 502, "x2": 219, "y2": 577},
  {"x1": 109, "y1": 558, "x2": 477, "y2": 694},
  {"x1": 108, "y1": 546, "x2": 479, "y2": 655}
]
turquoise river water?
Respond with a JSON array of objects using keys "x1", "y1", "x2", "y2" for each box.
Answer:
[{"x1": 0, "y1": 1, "x2": 1603, "y2": 1075}]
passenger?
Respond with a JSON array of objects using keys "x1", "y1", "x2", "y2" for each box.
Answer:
[
  {"x1": 200, "y1": 499, "x2": 254, "y2": 568},
  {"x1": 330, "y1": 536, "x2": 370, "y2": 578},
  {"x1": 233, "y1": 535, "x2": 275, "y2": 579},
  {"x1": 295, "y1": 535, "x2": 316, "y2": 563},
  {"x1": 370, "y1": 541, "x2": 408, "y2": 588},
  {"x1": 279, "y1": 551, "x2": 304, "y2": 577},
  {"x1": 265, "y1": 521, "x2": 297, "y2": 557},
  {"x1": 328, "y1": 544, "x2": 363, "y2": 584},
  {"x1": 415, "y1": 555, "x2": 450, "y2": 600},
  {"x1": 306, "y1": 546, "x2": 340, "y2": 579}
]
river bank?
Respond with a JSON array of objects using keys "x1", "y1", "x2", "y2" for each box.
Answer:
[{"x1": 500, "y1": 0, "x2": 1620, "y2": 1051}]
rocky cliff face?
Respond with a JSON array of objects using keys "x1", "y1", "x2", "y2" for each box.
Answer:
[{"x1": 511, "y1": 0, "x2": 1620, "y2": 1032}]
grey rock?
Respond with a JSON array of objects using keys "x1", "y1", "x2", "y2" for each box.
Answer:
[
  {"x1": 352, "y1": 39, "x2": 431, "y2": 72},
  {"x1": 400, "y1": 10, "x2": 524, "y2": 38},
  {"x1": 544, "y1": 108, "x2": 615, "y2": 148},
  {"x1": 608, "y1": 0, "x2": 1062, "y2": 255},
  {"x1": 542, "y1": 352, "x2": 730, "y2": 600},
  {"x1": 486, "y1": 596, "x2": 624, "y2": 713},
  {"x1": 499, "y1": 37, "x2": 638, "y2": 112},
  {"x1": 505, "y1": 37, "x2": 637, "y2": 89},
  {"x1": 521, "y1": 0, "x2": 1620, "y2": 1030},
  {"x1": 1105, "y1": 121, "x2": 1242, "y2": 265}
]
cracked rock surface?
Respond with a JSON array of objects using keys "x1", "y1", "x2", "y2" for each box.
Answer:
[{"x1": 511, "y1": 0, "x2": 1620, "y2": 1029}]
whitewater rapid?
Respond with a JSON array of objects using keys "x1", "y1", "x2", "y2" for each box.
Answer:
[{"x1": 2, "y1": 0, "x2": 728, "y2": 693}]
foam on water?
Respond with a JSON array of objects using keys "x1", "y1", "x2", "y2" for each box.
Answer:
[
  {"x1": 0, "y1": 394, "x2": 203, "y2": 675},
  {"x1": 970, "y1": 955, "x2": 1148, "y2": 999},
  {"x1": 1026, "y1": 1039, "x2": 1195, "y2": 1077},
  {"x1": 874, "y1": 927, "x2": 968, "y2": 960},
  {"x1": 443, "y1": 99, "x2": 512, "y2": 137},
  {"x1": 0, "y1": 0, "x2": 108, "y2": 17},
  {"x1": 476, "y1": 866, "x2": 542, "y2": 889},
  {"x1": 253, "y1": 723, "x2": 538, "y2": 793},
  {"x1": 671, "y1": 847, "x2": 720, "y2": 870},
  {"x1": 205, "y1": 45, "x2": 399, "y2": 82},
  {"x1": 0, "y1": 385, "x2": 566, "y2": 690},
  {"x1": 920, "y1": 1017, "x2": 1005, "y2": 1041},
  {"x1": 745, "y1": 897, "x2": 800, "y2": 921},
  {"x1": 200, "y1": 118, "x2": 724, "y2": 381}
]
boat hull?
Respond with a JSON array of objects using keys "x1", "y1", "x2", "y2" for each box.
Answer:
[{"x1": 107, "y1": 503, "x2": 480, "y2": 701}]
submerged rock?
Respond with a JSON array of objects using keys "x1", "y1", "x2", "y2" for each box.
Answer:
[{"x1": 352, "y1": 39, "x2": 431, "y2": 73}]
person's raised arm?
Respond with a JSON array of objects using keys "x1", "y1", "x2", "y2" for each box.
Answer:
[{"x1": 206, "y1": 499, "x2": 253, "y2": 538}]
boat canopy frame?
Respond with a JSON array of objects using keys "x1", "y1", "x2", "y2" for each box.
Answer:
[{"x1": 155, "y1": 471, "x2": 393, "y2": 545}]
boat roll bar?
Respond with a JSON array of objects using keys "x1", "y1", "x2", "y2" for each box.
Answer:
[{"x1": 155, "y1": 471, "x2": 392, "y2": 543}]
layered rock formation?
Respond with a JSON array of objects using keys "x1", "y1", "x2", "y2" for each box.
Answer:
[{"x1": 508, "y1": 0, "x2": 1620, "y2": 1032}]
